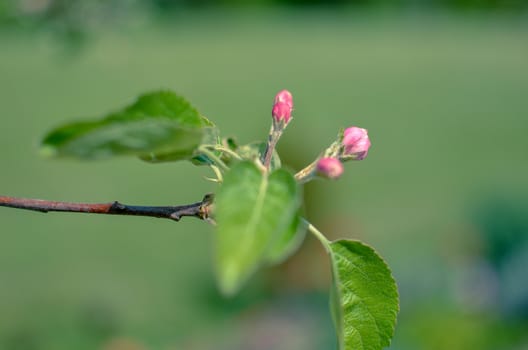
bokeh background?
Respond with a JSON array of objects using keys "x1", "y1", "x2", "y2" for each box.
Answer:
[{"x1": 1, "y1": 0, "x2": 528, "y2": 349}]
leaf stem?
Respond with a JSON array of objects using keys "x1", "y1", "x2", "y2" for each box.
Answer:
[
  {"x1": 209, "y1": 165, "x2": 224, "y2": 183},
  {"x1": 198, "y1": 146, "x2": 229, "y2": 172},
  {"x1": 303, "y1": 218, "x2": 331, "y2": 252},
  {"x1": 209, "y1": 145, "x2": 242, "y2": 160}
]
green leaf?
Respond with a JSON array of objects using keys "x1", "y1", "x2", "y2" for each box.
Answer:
[
  {"x1": 214, "y1": 161, "x2": 301, "y2": 296},
  {"x1": 264, "y1": 212, "x2": 307, "y2": 265},
  {"x1": 329, "y1": 240, "x2": 399, "y2": 350},
  {"x1": 41, "y1": 90, "x2": 215, "y2": 162}
]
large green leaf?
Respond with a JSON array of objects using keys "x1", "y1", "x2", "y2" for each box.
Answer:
[
  {"x1": 41, "y1": 91, "x2": 214, "y2": 162},
  {"x1": 329, "y1": 240, "x2": 399, "y2": 350},
  {"x1": 214, "y1": 161, "x2": 301, "y2": 296},
  {"x1": 264, "y1": 212, "x2": 306, "y2": 265}
]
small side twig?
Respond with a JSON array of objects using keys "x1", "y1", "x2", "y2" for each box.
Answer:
[{"x1": 0, "y1": 194, "x2": 214, "y2": 222}]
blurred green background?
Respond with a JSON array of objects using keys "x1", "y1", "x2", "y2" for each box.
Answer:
[{"x1": 1, "y1": 0, "x2": 528, "y2": 349}]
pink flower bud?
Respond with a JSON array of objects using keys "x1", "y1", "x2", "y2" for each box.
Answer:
[
  {"x1": 272, "y1": 101, "x2": 292, "y2": 124},
  {"x1": 316, "y1": 157, "x2": 344, "y2": 179},
  {"x1": 274, "y1": 89, "x2": 293, "y2": 109},
  {"x1": 342, "y1": 126, "x2": 371, "y2": 160}
]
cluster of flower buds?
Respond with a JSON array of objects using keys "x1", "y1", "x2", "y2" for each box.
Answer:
[
  {"x1": 315, "y1": 127, "x2": 371, "y2": 180},
  {"x1": 265, "y1": 89, "x2": 371, "y2": 181}
]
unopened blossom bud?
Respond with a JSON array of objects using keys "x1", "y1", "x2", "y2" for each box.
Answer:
[
  {"x1": 272, "y1": 101, "x2": 292, "y2": 124},
  {"x1": 274, "y1": 89, "x2": 293, "y2": 109},
  {"x1": 316, "y1": 157, "x2": 344, "y2": 179},
  {"x1": 264, "y1": 90, "x2": 294, "y2": 169},
  {"x1": 342, "y1": 126, "x2": 371, "y2": 160}
]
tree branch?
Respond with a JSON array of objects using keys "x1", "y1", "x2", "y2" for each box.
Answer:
[{"x1": 0, "y1": 194, "x2": 214, "y2": 222}]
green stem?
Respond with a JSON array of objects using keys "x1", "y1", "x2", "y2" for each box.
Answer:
[
  {"x1": 302, "y1": 218, "x2": 331, "y2": 252},
  {"x1": 210, "y1": 145, "x2": 242, "y2": 160},
  {"x1": 205, "y1": 165, "x2": 223, "y2": 183},
  {"x1": 262, "y1": 128, "x2": 282, "y2": 170},
  {"x1": 198, "y1": 146, "x2": 229, "y2": 172},
  {"x1": 294, "y1": 159, "x2": 318, "y2": 184}
]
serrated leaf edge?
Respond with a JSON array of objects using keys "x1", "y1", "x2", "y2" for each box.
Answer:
[{"x1": 329, "y1": 239, "x2": 399, "y2": 350}]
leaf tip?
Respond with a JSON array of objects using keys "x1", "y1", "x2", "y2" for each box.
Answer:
[
  {"x1": 39, "y1": 144, "x2": 57, "y2": 158},
  {"x1": 216, "y1": 263, "x2": 242, "y2": 297}
]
